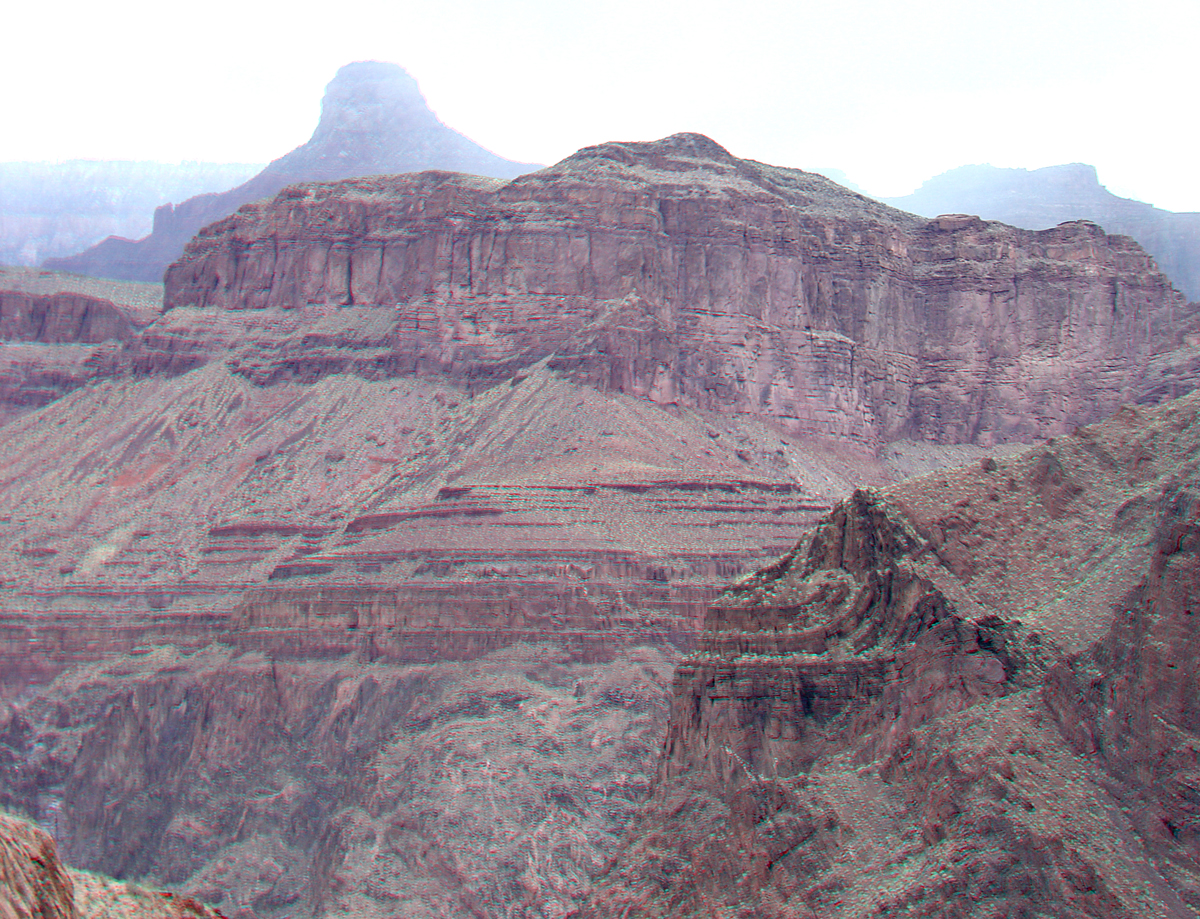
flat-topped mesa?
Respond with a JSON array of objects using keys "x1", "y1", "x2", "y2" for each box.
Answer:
[{"x1": 163, "y1": 133, "x2": 1197, "y2": 447}]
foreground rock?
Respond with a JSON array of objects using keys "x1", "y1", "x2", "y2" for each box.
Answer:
[
  {"x1": 587, "y1": 391, "x2": 1200, "y2": 917},
  {"x1": 0, "y1": 811, "x2": 225, "y2": 918},
  {"x1": 44, "y1": 62, "x2": 537, "y2": 282}
]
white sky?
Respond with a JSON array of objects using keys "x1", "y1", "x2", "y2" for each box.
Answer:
[{"x1": 5, "y1": 0, "x2": 1198, "y2": 210}]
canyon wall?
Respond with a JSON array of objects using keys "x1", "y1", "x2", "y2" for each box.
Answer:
[
  {"x1": 3, "y1": 131, "x2": 1199, "y2": 918},
  {"x1": 885, "y1": 162, "x2": 1200, "y2": 301},
  {"x1": 164, "y1": 133, "x2": 1198, "y2": 449},
  {"x1": 0, "y1": 269, "x2": 161, "y2": 425}
]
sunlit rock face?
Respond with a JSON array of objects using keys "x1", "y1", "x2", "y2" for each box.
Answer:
[
  {"x1": 0, "y1": 810, "x2": 226, "y2": 918},
  {"x1": 587, "y1": 392, "x2": 1200, "y2": 918}
]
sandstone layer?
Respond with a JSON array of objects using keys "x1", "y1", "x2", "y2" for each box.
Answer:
[
  {"x1": 44, "y1": 62, "x2": 538, "y2": 282},
  {"x1": 164, "y1": 133, "x2": 1198, "y2": 449},
  {"x1": 588, "y1": 390, "x2": 1200, "y2": 918}
]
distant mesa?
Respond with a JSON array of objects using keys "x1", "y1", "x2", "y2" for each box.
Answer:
[
  {"x1": 883, "y1": 163, "x2": 1200, "y2": 301},
  {"x1": 43, "y1": 61, "x2": 540, "y2": 282}
]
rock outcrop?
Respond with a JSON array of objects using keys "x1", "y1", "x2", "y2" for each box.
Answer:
[
  {"x1": 4, "y1": 131, "x2": 1200, "y2": 918},
  {"x1": 44, "y1": 62, "x2": 538, "y2": 282},
  {"x1": 884, "y1": 162, "x2": 1200, "y2": 301},
  {"x1": 163, "y1": 134, "x2": 1198, "y2": 449},
  {"x1": 1, "y1": 811, "x2": 77, "y2": 919},
  {"x1": 2, "y1": 644, "x2": 676, "y2": 918},
  {"x1": 587, "y1": 391, "x2": 1200, "y2": 917},
  {"x1": 0, "y1": 810, "x2": 225, "y2": 918},
  {"x1": 0, "y1": 268, "x2": 161, "y2": 425}
]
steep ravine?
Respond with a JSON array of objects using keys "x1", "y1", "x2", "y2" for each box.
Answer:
[{"x1": 2, "y1": 644, "x2": 677, "y2": 918}]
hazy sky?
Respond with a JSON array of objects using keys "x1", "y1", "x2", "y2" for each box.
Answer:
[{"x1": 6, "y1": 0, "x2": 1197, "y2": 209}]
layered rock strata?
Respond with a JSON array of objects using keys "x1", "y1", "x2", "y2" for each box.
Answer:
[
  {"x1": 0, "y1": 269, "x2": 162, "y2": 424},
  {"x1": 0, "y1": 361, "x2": 862, "y2": 696},
  {"x1": 164, "y1": 134, "x2": 1198, "y2": 448},
  {"x1": 588, "y1": 390, "x2": 1200, "y2": 917}
]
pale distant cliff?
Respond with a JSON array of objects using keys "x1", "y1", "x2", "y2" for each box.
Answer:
[
  {"x1": 0, "y1": 160, "x2": 261, "y2": 266},
  {"x1": 884, "y1": 163, "x2": 1200, "y2": 300},
  {"x1": 44, "y1": 62, "x2": 539, "y2": 282}
]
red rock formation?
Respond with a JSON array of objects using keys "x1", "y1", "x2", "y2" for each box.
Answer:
[
  {"x1": 44, "y1": 62, "x2": 538, "y2": 282},
  {"x1": 0, "y1": 811, "x2": 77, "y2": 918},
  {"x1": 2, "y1": 644, "x2": 676, "y2": 919},
  {"x1": 0, "y1": 271, "x2": 160, "y2": 424},
  {"x1": 0, "y1": 290, "x2": 142, "y2": 344},
  {"x1": 0, "y1": 361, "x2": 854, "y2": 697},
  {"x1": 0, "y1": 811, "x2": 226, "y2": 918},
  {"x1": 587, "y1": 391, "x2": 1200, "y2": 917},
  {"x1": 4, "y1": 131, "x2": 1200, "y2": 918},
  {"x1": 163, "y1": 134, "x2": 1198, "y2": 448}
]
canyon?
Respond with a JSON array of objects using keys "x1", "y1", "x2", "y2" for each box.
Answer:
[{"x1": 1, "y1": 121, "x2": 1198, "y2": 916}]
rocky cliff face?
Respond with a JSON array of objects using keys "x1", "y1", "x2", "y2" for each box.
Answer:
[
  {"x1": 2, "y1": 644, "x2": 677, "y2": 918},
  {"x1": 43, "y1": 62, "x2": 538, "y2": 282},
  {"x1": 885, "y1": 162, "x2": 1200, "y2": 301},
  {"x1": 588, "y1": 391, "x2": 1200, "y2": 918},
  {"x1": 164, "y1": 134, "x2": 1197, "y2": 449},
  {"x1": 4, "y1": 131, "x2": 1200, "y2": 917},
  {"x1": 0, "y1": 810, "x2": 225, "y2": 918}
]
